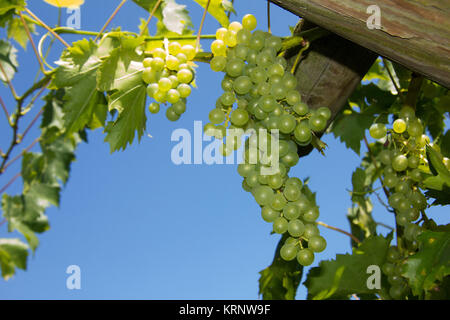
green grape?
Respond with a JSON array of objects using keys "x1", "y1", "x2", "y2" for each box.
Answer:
[
  {"x1": 282, "y1": 73, "x2": 297, "y2": 90},
  {"x1": 297, "y1": 248, "x2": 314, "y2": 266},
  {"x1": 233, "y1": 76, "x2": 252, "y2": 95},
  {"x1": 166, "y1": 55, "x2": 180, "y2": 71},
  {"x1": 142, "y1": 67, "x2": 157, "y2": 84},
  {"x1": 211, "y1": 40, "x2": 227, "y2": 56},
  {"x1": 246, "y1": 171, "x2": 260, "y2": 188},
  {"x1": 229, "y1": 21, "x2": 243, "y2": 33},
  {"x1": 268, "y1": 63, "x2": 285, "y2": 78},
  {"x1": 209, "y1": 108, "x2": 226, "y2": 124},
  {"x1": 281, "y1": 152, "x2": 299, "y2": 168},
  {"x1": 382, "y1": 263, "x2": 396, "y2": 276},
  {"x1": 379, "y1": 150, "x2": 392, "y2": 165},
  {"x1": 293, "y1": 102, "x2": 308, "y2": 116},
  {"x1": 404, "y1": 207, "x2": 420, "y2": 221},
  {"x1": 265, "y1": 35, "x2": 282, "y2": 51},
  {"x1": 270, "y1": 84, "x2": 286, "y2": 100},
  {"x1": 250, "y1": 33, "x2": 265, "y2": 51},
  {"x1": 254, "y1": 185, "x2": 274, "y2": 206},
  {"x1": 259, "y1": 95, "x2": 277, "y2": 112},
  {"x1": 143, "y1": 57, "x2": 153, "y2": 68},
  {"x1": 397, "y1": 198, "x2": 411, "y2": 211},
  {"x1": 316, "y1": 107, "x2": 331, "y2": 120},
  {"x1": 409, "y1": 168, "x2": 422, "y2": 182},
  {"x1": 149, "y1": 57, "x2": 164, "y2": 72},
  {"x1": 386, "y1": 246, "x2": 401, "y2": 262},
  {"x1": 388, "y1": 193, "x2": 403, "y2": 208},
  {"x1": 224, "y1": 30, "x2": 238, "y2": 47},
  {"x1": 220, "y1": 91, "x2": 236, "y2": 106},
  {"x1": 177, "y1": 69, "x2": 194, "y2": 84},
  {"x1": 285, "y1": 177, "x2": 303, "y2": 189},
  {"x1": 230, "y1": 109, "x2": 249, "y2": 127},
  {"x1": 286, "y1": 90, "x2": 301, "y2": 106},
  {"x1": 278, "y1": 114, "x2": 297, "y2": 134},
  {"x1": 389, "y1": 285, "x2": 406, "y2": 300},
  {"x1": 407, "y1": 120, "x2": 423, "y2": 137},
  {"x1": 284, "y1": 184, "x2": 301, "y2": 201},
  {"x1": 242, "y1": 14, "x2": 257, "y2": 31},
  {"x1": 158, "y1": 77, "x2": 172, "y2": 92},
  {"x1": 236, "y1": 29, "x2": 251, "y2": 46},
  {"x1": 154, "y1": 90, "x2": 167, "y2": 103},
  {"x1": 280, "y1": 244, "x2": 298, "y2": 261},
  {"x1": 294, "y1": 123, "x2": 312, "y2": 143},
  {"x1": 256, "y1": 52, "x2": 273, "y2": 68},
  {"x1": 237, "y1": 163, "x2": 254, "y2": 177},
  {"x1": 393, "y1": 119, "x2": 407, "y2": 133},
  {"x1": 278, "y1": 140, "x2": 290, "y2": 157},
  {"x1": 257, "y1": 82, "x2": 271, "y2": 96},
  {"x1": 166, "y1": 89, "x2": 181, "y2": 104},
  {"x1": 168, "y1": 75, "x2": 179, "y2": 89},
  {"x1": 147, "y1": 83, "x2": 159, "y2": 97},
  {"x1": 404, "y1": 223, "x2": 421, "y2": 241},
  {"x1": 273, "y1": 217, "x2": 289, "y2": 234},
  {"x1": 235, "y1": 44, "x2": 249, "y2": 60},
  {"x1": 399, "y1": 105, "x2": 415, "y2": 120},
  {"x1": 395, "y1": 180, "x2": 410, "y2": 194},
  {"x1": 293, "y1": 196, "x2": 310, "y2": 213},
  {"x1": 303, "y1": 207, "x2": 319, "y2": 222},
  {"x1": 384, "y1": 173, "x2": 398, "y2": 188},
  {"x1": 288, "y1": 219, "x2": 305, "y2": 237},
  {"x1": 216, "y1": 27, "x2": 228, "y2": 41},
  {"x1": 303, "y1": 224, "x2": 319, "y2": 239},
  {"x1": 152, "y1": 47, "x2": 166, "y2": 59},
  {"x1": 168, "y1": 41, "x2": 182, "y2": 55},
  {"x1": 250, "y1": 67, "x2": 267, "y2": 83},
  {"x1": 254, "y1": 107, "x2": 268, "y2": 120},
  {"x1": 176, "y1": 53, "x2": 188, "y2": 64},
  {"x1": 148, "y1": 102, "x2": 160, "y2": 114},
  {"x1": 181, "y1": 44, "x2": 196, "y2": 60},
  {"x1": 242, "y1": 180, "x2": 252, "y2": 192},
  {"x1": 268, "y1": 174, "x2": 283, "y2": 189},
  {"x1": 226, "y1": 58, "x2": 245, "y2": 77},
  {"x1": 166, "y1": 107, "x2": 180, "y2": 121},
  {"x1": 410, "y1": 190, "x2": 427, "y2": 209},
  {"x1": 308, "y1": 114, "x2": 327, "y2": 132},
  {"x1": 392, "y1": 155, "x2": 409, "y2": 172},
  {"x1": 369, "y1": 123, "x2": 387, "y2": 139},
  {"x1": 396, "y1": 212, "x2": 410, "y2": 226},
  {"x1": 221, "y1": 77, "x2": 234, "y2": 91},
  {"x1": 408, "y1": 155, "x2": 420, "y2": 168},
  {"x1": 172, "y1": 100, "x2": 186, "y2": 115},
  {"x1": 309, "y1": 235, "x2": 326, "y2": 252},
  {"x1": 271, "y1": 193, "x2": 287, "y2": 211},
  {"x1": 177, "y1": 84, "x2": 192, "y2": 98},
  {"x1": 283, "y1": 203, "x2": 301, "y2": 220},
  {"x1": 258, "y1": 173, "x2": 268, "y2": 185},
  {"x1": 276, "y1": 56, "x2": 288, "y2": 69}
]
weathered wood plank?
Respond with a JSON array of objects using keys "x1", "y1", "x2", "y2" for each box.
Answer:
[{"x1": 271, "y1": 0, "x2": 450, "y2": 88}]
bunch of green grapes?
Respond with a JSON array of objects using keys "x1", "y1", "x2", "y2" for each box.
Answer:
[
  {"x1": 206, "y1": 14, "x2": 332, "y2": 266},
  {"x1": 142, "y1": 42, "x2": 197, "y2": 121},
  {"x1": 369, "y1": 105, "x2": 438, "y2": 299}
]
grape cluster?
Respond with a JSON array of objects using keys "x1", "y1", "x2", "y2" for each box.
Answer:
[
  {"x1": 142, "y1": 42, "x2": 196, "y2": 121},
  {"x1": 206, "y1": 14, "x2": 332, "y2": 266},
  {"x1": 369, "y1": 105, "x2": 434, "y2": 299}
]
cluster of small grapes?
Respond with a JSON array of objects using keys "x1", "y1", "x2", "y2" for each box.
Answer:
[
  {"x1": 142, "y1": 42, "x2": 197, "y2": 121},
  {"x1": 369, "y1": 105, "x2": 432, "y2": 299},
  {"x1": 206, "y1": 14, "x2": 332, "y2": 266}
]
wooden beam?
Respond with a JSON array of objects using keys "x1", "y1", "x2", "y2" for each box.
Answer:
[{"x1": 271, "y1": 0, "x2": 450, "y2": 88}]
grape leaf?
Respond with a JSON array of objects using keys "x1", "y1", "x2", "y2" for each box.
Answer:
[
  {"x1": 162, "y1": 0, "x2": 192, "y2": 35},
  {"x1": 192, "y1": 0, "x2": 233, "y2": 27},
  {"x1": 403, "y1": 231, "x2": 450, "y2": 297},
  {"x1": 304, "y1": 235, "x2": 392, "y2": 299},
  {"x1": 0, "y1": 0, "x2": 26, "y2": 15},
  {"x1": 259, "y1": 235, "x2": 303, "y2": 300},
  {"x1": 423, "y1": 146, "x2": 450, "y2": 205},
  {"x1": 0, "y1": 39, "x2": 18, "y2": 82},
  {"x1": 0, "y1": 238, "x2": 28, "y2": 280},
  {"x1": 331, "y1": 111, "x2": 373, "y2": 155},
  {"x1": 7, "y1": 16, "x2": 35, "y2": 49}
]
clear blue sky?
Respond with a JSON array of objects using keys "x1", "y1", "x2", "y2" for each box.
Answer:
[{"x1": 0, "y1": 0, "x2": 447, "y2": 299}]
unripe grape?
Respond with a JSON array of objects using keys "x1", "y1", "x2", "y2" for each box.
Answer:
[
  {"x1": 177, "y1": 84, "x2": 192, "y2": 98},
  {"x1": 242, "y1": 14, "x2": 257, "y2": 31},
  {"x1": 172, "y1": 100, "x2": 186, "y2": 115},
  {"x1": 280, "y1": 244, "x2": 298, "y2": 261},
  {"x1": 216, "y1": 27, "x2": 228, "y2": 41},
  {"x1": 273, "y1": 217, "x2": 289, "y2": 234},
  {"x1": 303, "y1": 224, "x2": 319, "y2": 239},
  {"x1": 148, "y1": 102, "x2": 160, "y2": 114},
  {"x1": 177, "y1": 68, "x2": 194, "y2": 84},
  {"x1": 316, "y1": 107, "x2": 331, "y2": 120},
  {"x1": 281, "y1": 151, "x2": 299, "y2": 168},
  {"x1": 297, "y1": 248, "x2": 314, "y2": 266},
  {"x1": 146, "y1": 83, "x2": 159, "y2": 97},
  {"x1": 166, "y1": 107, "x2": 180, "y2": 121},
  {"x1": 384, "y1": 173, "x2": 398, "y2": 188},
  {"x1": 392, "y1": 155, "x2": 408, "y2": 172},
  {"x1": 294, "y1": 123, "x2": 312, "y2": 144},
  {"x1": 293, "y1": 102, "x2": 309, "y2": 116},
  {"x1": 224, "y1": 30, "x2": 238, "y2": 47},
  {"x1": 168, "y1": 41, "x2": 182, "y2": 55},
  {"x1": 209, "y1": 108, "x2": 225, "y2": 124},
  {"x1": 233, "y1": 76, "x2": 252, "y2": 95},
  {"x1": 158, "y1": 77, "x2": 172, "y2": 92},
  {"x1": 278, "y1": 114, "x2": 297, "y2": 134},
  {"x1": 399, "y1": 105, "x2": 415, "y2": 120},
  {"x1": 369, "y1": 123, "x2": 387, "y2": 139},
  {"x1": 407, "y1": 120, "x2": 423, "y2": 137},
  {"x1": 220, "y1": 91, "x2": 235, "y2": 106},
  {"x1": 309, "y1": 235, "x2": 327, "y2": 252},
  {"x1": 210, "y1": 56, "x2": 227, "y2": 72},
  {"x1": 265, "y1": 35, "x2": 282, "y2": 51},
  {"x1": 181, "y1": 45, "x2": 196, "y2": 60},
  {"x1": 176, "y1": 53, "x2": 188, "y2": 64},
  {"x1": 284, "y1": 185, "x2": 301, "y2": 201},
  {"x1": 268, "y1": 174, "x2": 283, "y2": 189},
  {"x1": 211, "y1": 40, "x2": 227, "y2": 56},
  {"x1": 154, "y1": 90, "x2": 167, "y2": 103},
  {"x1": 166, "y1": 55, "x2": 180, "y2": 70},
  {"x1": 142, "y1": 67, "x2": 157, "y2": 84},
  {"x1": 226, "y1": 58, "x2": 245, "y2": 77},
  {"x1": 303, "y1": 207, "x2": 319, "y2": 222},
  {"x1": 271, "y1": 193, "x2": 287, "y2": 211},
  {"x1": 286, "y1": 90, "x2": 301, "y2": 106},
  {"x1": 283, "y1": 203, "x2": 301, "y2": 220},
  {"x1": 168, "y1": 75, "x2": 179, "y2": 89},
  {"x1": 393, "y1": 119, "x2": 407, "y2": 133},
  {"x1": 308, "y1": 114, "x2": 327, "y2": 132},
  {"x1": 288, "y1": 219, "x2": 305, "y2": 237},
  {"x1": 236, "y1": 29, "x2": 251, "y2": 45},
  {"x1": 230, "y1": 109, "x2": 249, "y2": 127}
]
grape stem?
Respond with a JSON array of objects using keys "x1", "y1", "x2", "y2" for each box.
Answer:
[
  {"x1": 316, "y1": 221, "x2": 361, "y2": 244},
  {"x1": 267, "y1": 0, "x2": 271, "y2": 34},
  {"x1": 18, "y1": 12, "x2": 46, "y2": 74},
  {"x1": 196, "y1": 0, "x2": 212, "y2": 52},
  {"x1": 24, "y1": 8, "x2": 70, "y2": 48},
  {"x1": 0, "y1": 96, "x2": 11, "y2": 127}
]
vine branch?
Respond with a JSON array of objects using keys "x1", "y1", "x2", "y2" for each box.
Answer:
[{"x1": 316, "y1": 221, "x2": 361, "y2": 244}]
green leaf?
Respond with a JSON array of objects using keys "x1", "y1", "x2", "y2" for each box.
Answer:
[
  {"x1": 0, "y1": 238, "x2": 28, "y2": 280},
  {"x1": 304, "y1": 235, "x2": 392, "y2": 299},
  {"x1": 347, "y1": 198, "x2": 377, "y2": 246},
  {"x1": 440, "y1": 130, "x2": 450, "y2": 158},
  {"x1": 52, "y1": 39, "x2": 107, "y2": 135},
  {"x1": 0, "y1": 0, "x2": 26, "y2": 15},
  {"x1": 192, "y1": 0, "x2": 233, "y2": 27},
  {"x1": 7, "y1": 16, "x2": 35, "y2": 49},
  {"x1": 161, "y1": 0, "x2": 192, "y2": 35},
  {"x1": 259, "y1": 235, "x2": 303, "y2": 300},
  {"x1": 0, "y1": 39, "x2": 18, "y2": 82},
  {"x1": 331, "y1": 111, "x2": 373, "y2": 155},
  {"x1": 403, "y1": 231, "x2": 450, "y2": 297}
]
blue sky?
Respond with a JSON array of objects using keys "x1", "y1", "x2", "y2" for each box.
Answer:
[{"x1": 0, "y1": 0, "x2": 447, "y2": 299}]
